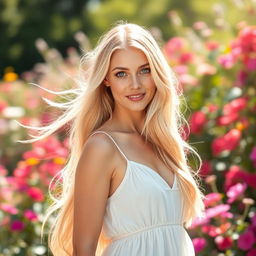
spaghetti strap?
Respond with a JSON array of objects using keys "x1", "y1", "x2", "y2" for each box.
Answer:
[{"x1": 89, "y1": 130, "x2": 129, "y2": 162}]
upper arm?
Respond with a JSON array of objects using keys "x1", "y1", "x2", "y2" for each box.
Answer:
[{"x1": 72, "y1": 133, "x2": 115, "y2": 255}]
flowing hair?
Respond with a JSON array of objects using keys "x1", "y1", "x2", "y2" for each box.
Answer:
[{"x1": 17, "y1": 22, "x2": 205, "y2": 255}]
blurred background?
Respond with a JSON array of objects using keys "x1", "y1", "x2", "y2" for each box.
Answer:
[{"x1": 0, "y1": 0, "x2": 256, "y2": 255}]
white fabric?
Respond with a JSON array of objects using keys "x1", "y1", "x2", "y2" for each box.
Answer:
[{"x1": 91, "y1": 131, "x2": 195, "y2": 256}]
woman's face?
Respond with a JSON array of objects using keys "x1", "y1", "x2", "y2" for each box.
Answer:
[{"x1": 104, "y1": 46, "x2": 156, "y2": 113}]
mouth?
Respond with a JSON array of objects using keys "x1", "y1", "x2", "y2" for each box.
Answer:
[{"x1": 126, "y1": 93, "x2": 146, "y2": 101}]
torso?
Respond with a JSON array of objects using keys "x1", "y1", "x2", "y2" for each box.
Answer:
[{"x1": 94, "y1": 126, "x2": 175, "y2": 198}]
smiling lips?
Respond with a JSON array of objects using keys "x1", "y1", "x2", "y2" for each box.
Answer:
[{"x1": 126, "y1": 93, "x2": 145, "y2": 101}]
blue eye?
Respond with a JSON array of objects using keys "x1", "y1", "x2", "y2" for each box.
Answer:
[
  {"x1": 115, "y1": 71, "x2": 126, "y2": 78},
  {"x1": 140, "y1": 67, "x2": 151, "y2": 74}
]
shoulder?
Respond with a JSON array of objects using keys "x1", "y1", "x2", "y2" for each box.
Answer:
[
  {"x1": 83, "y1": 132, "x2": 116, "y2": 155},
  {"x1": 78, "y1": 132, "x2": 118, "y2": 171}
]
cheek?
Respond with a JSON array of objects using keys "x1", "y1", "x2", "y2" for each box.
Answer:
[
  {"x1": 109, "y1": 82, "x2": 125, "y2": 97},
  {"x1": 145, "y1": 76, "x2": 156, "y2": 90}
]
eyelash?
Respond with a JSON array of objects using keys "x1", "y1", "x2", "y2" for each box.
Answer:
[{"x1": 115, "y1": 68, "x2": 151, "y2": 78}]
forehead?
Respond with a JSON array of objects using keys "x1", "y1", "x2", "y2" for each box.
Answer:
[{"x1": 109, "y1": 47, "x2": 148, "y2": 68}]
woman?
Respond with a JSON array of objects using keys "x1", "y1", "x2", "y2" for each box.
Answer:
[{"x1": 20, "y1": 22, "x2": 205, "y2": 255}]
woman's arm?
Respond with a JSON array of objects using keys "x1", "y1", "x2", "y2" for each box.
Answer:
[{"x1": 72, "y1": 134, "x2": 116, "y2": 256}]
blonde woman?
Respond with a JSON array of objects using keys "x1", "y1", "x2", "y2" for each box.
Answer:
[{"x1": 20, "y1": 22, "x2": 205, "y2": 255}]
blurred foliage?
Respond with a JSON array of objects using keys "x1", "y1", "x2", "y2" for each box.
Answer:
[{"x1": 2, "y1": 0, "x2": 256, "y2": 77}]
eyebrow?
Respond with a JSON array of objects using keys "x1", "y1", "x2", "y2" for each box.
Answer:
[{"x1": 111, "y1": 63, "x2": 149, "y2": 72}]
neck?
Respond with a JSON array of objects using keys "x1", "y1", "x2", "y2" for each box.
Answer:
[{"x1": 109, "y1": 107, "x2": 146, "y2": 134}]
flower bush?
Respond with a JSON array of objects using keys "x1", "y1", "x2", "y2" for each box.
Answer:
[
  {"x1": 0, "y1": 4, "x2": 256, "y2": 256},
  {"x1": 164, "y1": 10, "x2": 256, "y2": 256}
]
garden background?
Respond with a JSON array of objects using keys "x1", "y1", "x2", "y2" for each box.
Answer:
[{"x1": 0, "y1": 0, "x2": 256, "y2": 255}]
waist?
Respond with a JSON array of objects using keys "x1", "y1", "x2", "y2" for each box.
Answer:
[{"x1": 110, "y1": 222, "x2": 183, "y2": 242}]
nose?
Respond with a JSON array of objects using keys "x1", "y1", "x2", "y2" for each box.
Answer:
[{"x1": 130, "y1": 73, "x2": 141, "y2": 89}]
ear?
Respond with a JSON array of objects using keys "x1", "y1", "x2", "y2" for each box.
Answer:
[{"x1": 104, "y1": 77, "x2": 110, "y2": 87}]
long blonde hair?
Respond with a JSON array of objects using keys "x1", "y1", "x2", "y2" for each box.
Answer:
[{"x1": 18, "y1": 22, "x2": 205, "y2": 255}]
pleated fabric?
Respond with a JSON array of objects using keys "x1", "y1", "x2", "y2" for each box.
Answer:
[{"x1": 90, "y1": 131, "x2": 195, "y2": 256}]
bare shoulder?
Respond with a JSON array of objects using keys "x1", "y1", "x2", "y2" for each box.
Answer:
[
  {"x1": 82, "y1": 132, "x2": 116, "y2": 160},
  {"x1": 73, "y1": 132, "x2": 118, "y2": 253},
  {"x1": 77, "y1": 132, "x2": 118, "y2": 176}
]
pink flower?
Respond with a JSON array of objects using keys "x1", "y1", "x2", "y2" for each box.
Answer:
[
  {"x1": 251, "y1": 214, "x2": 256, "y2": 227},
  {"x1": 189, "y1": 111, "x2": 207, "y2": 134},
  {"x1": 0, "y1": 165, "x2": 7, "y2": 176},
  {"x1": 39, "y1": 161, "x2": 62, "y2": 176},
  {"x1": 10, "y1": 220, "x2": 25, "y2": 231},
  {"x1": 192, "y1": 237, "x2": 207, "y2": 253},
  {"x1": 179, "y1": 74, "x2": 199, "y2": 86},
  {"x1": 27, "y1": 187, "x2": 44, "y2": 202},
  {"x1": 23, "y1": 147, "x2": 46, "y2": 160},
  {"x1": 227, "y1": 182, "x2": 247, "y2": 203},
  {"x1": 218, "y1": 53, "x2": 236, "y2": 69},
  {"x1": 13, "y1": 166, "x2": 31, "y2": 178},
  {"x1": 207, "y1": 104, "x2": 218, "y2": 113},
  {"x1": 205, "y1": 40, "x2": 219, "y2": 51},
  {"x1": 205, "y1": 204, "x2": 230, "y2": 219},
  {"x1": 165, "y1": 37, "x2": 186, "y2": 56},
  {"x1": 204, "y1": 193, "x2": 222, "y2": 207},
  {"x1": 193, "y1": 21, "x2": 207, "y2": 30},
  {"x1": 211, "y1": 129, "x2": 241, "y2": 156},
  {"x1": 236, "y1": 26, "x2": 256, "y2": 56},
  {"x1": 238, "y1": 229, "x2": 255, "y2": 250},
  {"x1": 0, "y1": 100, "x2": 7, "y2": 112},
  {"x1": 215, "y1": 236, "x2": 233, "y2": 250},
  {"x1": 179, "y1": 52, "x2": 193, "y2": 64},
  {"x1": 237, "y1": 70, "x2": 248, "y2": 86},
  {"x1": 0, "y1": 203, "x2": 18, "y2": 214},
  {"x1": 24, "y1": 209, "x2": 38, "y2": 221},
  {"x1": 245, "y1": 58, "x2": 256, "y2": 70},
  {"x1": 202, "y1": 224, "x2": 221, "y2": 237},
  {"x1": 190, "y1": 215, "x2": 209, "y2": 229},
  {"x1": 173, "y1": 65, "x2": 188, "y2": 75}
]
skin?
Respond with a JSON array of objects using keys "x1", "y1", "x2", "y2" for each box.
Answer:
[
  {"x1": 104, "y1": 46, "x2": 156, "y2": 133},
  {"x1": 72, "y1": 47, "x2": 175, "y2": 256}
]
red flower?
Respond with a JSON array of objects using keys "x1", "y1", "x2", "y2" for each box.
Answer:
[
  {"x1": 217, "y1": 112, "x2": 239, "y2": 126},
  {"x1": 224, "y1": 165, "x2": 246, "y2": 190},
  {"x1": 247, "y1": 248, "x2": 256, "y2": 256},
  {"x1": 215, "y1": 236, "x2": 233, "y2": 251},
  {"x1": 199, "y1": 160, "x2": 212, "y2": 177},
  {"x1": 27, "y1": 187, "x2": 44, "y2": 202},
  {"x1": 223, "y1": 97, "x2": 247, "y2": 115},
  {"x1": 190, "y1": 111, "x2": 207, "y2": 134},
  {"x1": 211, "y1": 129, "x2": 241, "y2": 156}
]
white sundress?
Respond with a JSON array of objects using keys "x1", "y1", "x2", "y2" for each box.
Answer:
[{"x1": 90, "y1": 131, "x2": 195, "y2": 256}]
